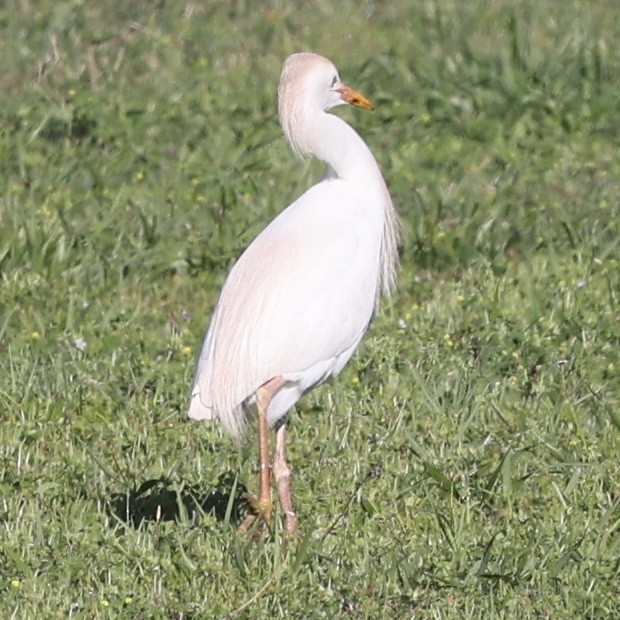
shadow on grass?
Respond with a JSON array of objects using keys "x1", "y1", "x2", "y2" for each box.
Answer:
[{"x1": 108, "y1": 472, "x2": 249, "y2": 528}]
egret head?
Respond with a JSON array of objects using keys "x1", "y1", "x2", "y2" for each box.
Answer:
[{"x1": 277, "y1": 52, "x2": 373, "y2": 157}]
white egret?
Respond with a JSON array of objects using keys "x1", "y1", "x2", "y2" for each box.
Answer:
[{"x1": 189, "y1": 52, "x2": 399, "y2": 533}]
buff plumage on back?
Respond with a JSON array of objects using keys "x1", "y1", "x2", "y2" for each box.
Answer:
[
  {"x1": 188, "y1": 53, "x2": 399, "y2": 440},
  {"x1": 380, "y1": 182, "x2": 400, "y2": 299}
]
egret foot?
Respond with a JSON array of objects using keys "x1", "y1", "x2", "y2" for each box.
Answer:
[{"x1": 239, "y1": 491, "x2": 273, "y2": 536}]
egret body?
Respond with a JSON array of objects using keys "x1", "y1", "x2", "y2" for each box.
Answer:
[{"x1": 189, "y1": 52, "x2": 399, "y2": 533}]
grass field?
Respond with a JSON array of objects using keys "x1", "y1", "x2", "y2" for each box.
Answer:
[{"x1": 1, "y1": 1, "x2": 619, "y2": 617}]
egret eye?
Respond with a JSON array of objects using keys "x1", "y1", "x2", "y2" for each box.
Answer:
[{"x1": 331, "y1": 75, "x2": 338, "y2": 87}]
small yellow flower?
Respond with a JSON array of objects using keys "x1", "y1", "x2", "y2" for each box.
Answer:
[
  {"x1": 10, "y1": 579, "x2": 20, "y2": 589},
  {"x1": 124, "y1": 596, "x2": 133, "y2": 605},
  {"x1": 181, "y1": 346, "x2": 192, "y2": 356},
  {"x1": 456, "y1": 294, "x2": 465, "y2": 302},
  {"x1": 39, "y1": 201, "x2": 52, "y2": 217},
  {"x1": 31, "y1": 331, "x2": 41, "y2": 340},
  {"x1": 351, "y1": 376, "x2": 360, "y2": 385},
  {"x1": 134, "y1": 170, "x2": 145, "y2": 182},
  {"x1": 100, "y1": 600, "x2": 109, "y2": 607}
]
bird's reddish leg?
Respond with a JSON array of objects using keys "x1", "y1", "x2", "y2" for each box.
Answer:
[
  {"x1": 274, "y1": 424, "x2": 298, "y2": 533},
  {"x1": 242, "y1": 376, "x2": 285, "y2": 531},
  {"x1": 254, "y1": 386, "x2": 273, "y2": 522}
]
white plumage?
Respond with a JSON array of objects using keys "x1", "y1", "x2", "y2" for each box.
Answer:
[{"x1": 188, "y1": 52, "x2": 399, "y2": 532}]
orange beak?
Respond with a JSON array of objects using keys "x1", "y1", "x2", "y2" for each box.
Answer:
[{"x1": 337, "y1": 85, "x2": 374, "y2": 111}]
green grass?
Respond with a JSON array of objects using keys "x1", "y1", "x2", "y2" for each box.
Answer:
[{"x1": 1, "y1": 1, "x2": 619, "y2": 617}]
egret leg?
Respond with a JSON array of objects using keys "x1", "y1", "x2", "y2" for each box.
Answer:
[
  {"x1": 274, "y1": 424, "x2": 298, "y2": 533},
  {"x1": 242, "y1": 376, "x2": 285, "y2": 531},
  {"x1": 254, "y1": 385, "x2": 272, "y2": 523}
]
